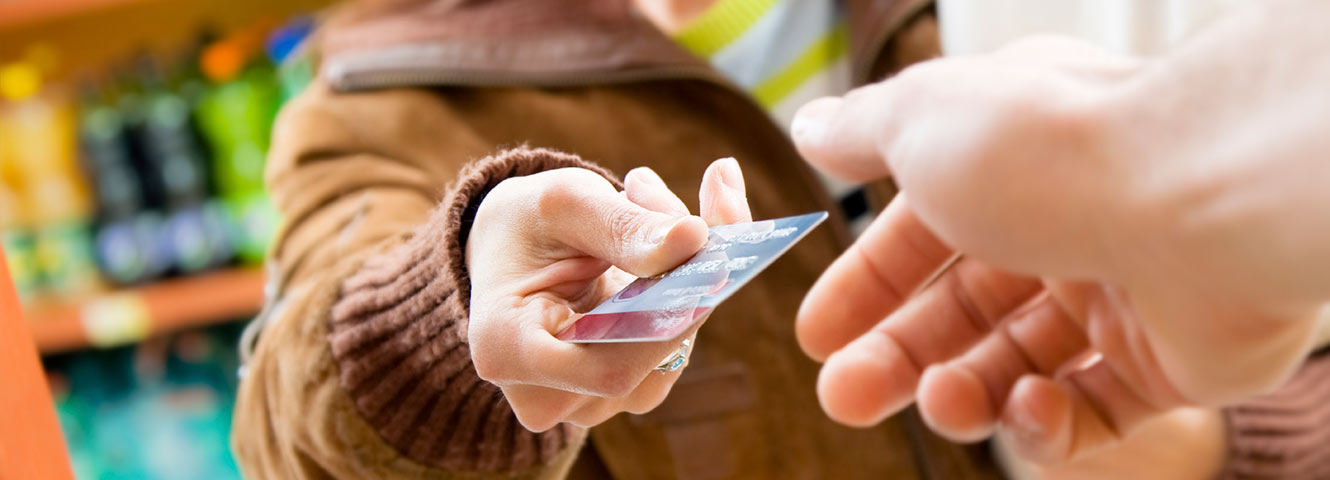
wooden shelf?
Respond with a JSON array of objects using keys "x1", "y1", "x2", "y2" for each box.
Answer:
[
  {"x1": 25, "y1": 268, "x2": 265, "y2": 355},
  {"x1": 0, "y1": 0, "x2": 146, "y2": 31}
]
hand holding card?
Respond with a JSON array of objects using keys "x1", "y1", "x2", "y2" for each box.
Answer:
[
  {"x1": 558, "y1": 211, "x2": 829, "y2": 343},
  {"x1": 465, "y1": 157, "x2": 755, "y2": 431}
]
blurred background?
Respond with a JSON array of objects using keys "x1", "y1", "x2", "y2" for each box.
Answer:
[{"x1": 1, "y1": 0, "x2": 333, "y2": 477}]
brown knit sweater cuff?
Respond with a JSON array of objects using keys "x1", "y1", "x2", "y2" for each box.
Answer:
[
  {"x1": 327, "y1": 147, "x2": 618, "y2": 473},
  {"x1": 1218, "y1": 351, "x2": 1330, "y2": 480}
]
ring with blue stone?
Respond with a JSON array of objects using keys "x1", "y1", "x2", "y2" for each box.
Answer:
[{"x1": 654, "y1": 339, "x2": 692, "y2": 374}]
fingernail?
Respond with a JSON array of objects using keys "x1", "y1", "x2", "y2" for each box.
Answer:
[
  {"x1": 648, "y1": 216, "x2": 684, "y2": 245},
  {"x1": 1004, "y1": 402, "x2": 1046, "y2": 444},
  {"x1": 629, "y1": 167, "x2": 667, "y2": 188},
  {"x1": 790, "y1": 97, "x2": 841, "y2": 149},
  {"x1": 716, "y1": 157, "x2": 744, "y2": 194}
]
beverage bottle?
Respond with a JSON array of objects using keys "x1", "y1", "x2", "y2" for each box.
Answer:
[
  {"x1": 0, "y1": 60, "x2": 101, "y2": 297},
  {"x1": 130, "y1": 55, "x2": 233, "y2": 273},
  {"x1": 78, "y1": 76, "x2": 172, "y2": 285},
  {"x1": 195, "y1": 27, "x2": 281, "y2": 264}
]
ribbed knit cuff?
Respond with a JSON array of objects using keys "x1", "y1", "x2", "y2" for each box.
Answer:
[
  {"x1": 1218, "y1": 351, "x2": 1330, "y2": 480},
  {"x1": 327, "y1": 147, "x2": 617, "y2": 472}
]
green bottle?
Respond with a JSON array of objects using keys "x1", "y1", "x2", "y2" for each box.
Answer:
[{"x1": 196, "y1": 31, "x2": 281, "y2": 263}]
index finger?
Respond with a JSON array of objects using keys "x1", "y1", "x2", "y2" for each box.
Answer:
[{"x1": 797, "y1": 195, "x2": 956, "y2": 361}]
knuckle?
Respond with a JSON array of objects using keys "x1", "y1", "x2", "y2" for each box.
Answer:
[
  {"x1": 602, "y1": 205, "x2": 643, "y2": 254},
  {"x1": 1044, "y1": 99, "x2": 1104, "y2": 140},
  {"x1": 533, "y1": 179, "x2": 580, "y2": 219},
  {"x1": 533, "y1": 168, "x2": 610, "y2": 218}
]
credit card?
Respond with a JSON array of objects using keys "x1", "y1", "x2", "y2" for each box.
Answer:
[{"x1": 557, "y1": 211, "x2": 829, "y2": 343}]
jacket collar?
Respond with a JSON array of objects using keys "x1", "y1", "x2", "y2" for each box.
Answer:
[
  {"x1": 319, "y1": 0, "x2": 931, "y2": 91},
  {"x1": 843, "y1": 0, "x2": 932, "y2": 81}
]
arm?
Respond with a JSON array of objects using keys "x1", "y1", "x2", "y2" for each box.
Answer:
[
  {"x1": 231, "y1": 84, "x2": 586, "y2": 478},
  {"x1": 788, "y1": 0, "x2": 1330, "y2": 466},
  {"x1": 232, "y1": 82, "x2": 750, "y2": 478}
]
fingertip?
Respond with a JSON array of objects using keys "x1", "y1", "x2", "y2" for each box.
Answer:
[
  {"x1": 700, "y1": 157, "x2": 751, "y2": 225},
  {"x1": 714, "y1": 157, "x2": 745, "y2": 193},
  {"x1": 624, "y1": 166, "x2": 658, "y2": 185},
  {"x1": 1000, "y1": 375, "x2": 1073, "y2": 464},
  {"x1": 816, "y1": 333, "x2": 919, "y2": 427},
  {"x1": 795, "y1": 294, "x2": 833, "y2": 362},
  {"x1": 918, "y1": 364, "x2": 996, "y2": 443},
  {"x1": 794, "y1": 252, "x2": 862, "y2": 362},
  {"x1": 647, "y1": 215, "x2": 708, "y2": 270},
  {"x1": 791, "y1": 96, "x2": 843, "y2": 153},
  {"x1": 791, "y1": 91, "x2": 894, "y2": 183},
  {"x1": 625, "y1": 166, "x2": 690, "y2": 216}
]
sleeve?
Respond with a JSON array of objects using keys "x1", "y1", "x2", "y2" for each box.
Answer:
[
  {"x1": 230, "y1": 82, "x2": 613, "y2": 479},
  {"x1": 1217, "y1": 351, "x2": 1330, "y2": 480},
  {"x1": 867, "y1": 5, "x2": 940, "y2": 82}
]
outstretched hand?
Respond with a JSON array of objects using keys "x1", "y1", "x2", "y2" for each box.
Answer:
[{"x1": 791, "y1": 35, "x2": 1325, "y2": 463}]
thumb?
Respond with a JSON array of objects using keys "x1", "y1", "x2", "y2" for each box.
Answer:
[
  {"x1": 539, "y1": 168, "x2": 709, "y2": 277},
  {"x1": 790, "y1": 84, "x2": 900, "y2": 184}
]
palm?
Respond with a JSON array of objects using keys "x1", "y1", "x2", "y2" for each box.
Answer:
[
  {"x1": 920, "y1": 270, "x2": 1190, "y2": 461},
  {"x1": 799, "y1": 197, "x2": 1194, "y2": 463}
]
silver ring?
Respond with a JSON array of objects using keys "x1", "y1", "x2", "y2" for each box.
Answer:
[{"x1": 654, "y1": 339, "x2": 692, "y2": 374}]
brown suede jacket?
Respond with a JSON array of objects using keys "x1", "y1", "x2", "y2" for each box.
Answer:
[{"x1": 231, "y1": 1, "x2": 1330, "y2": 479}]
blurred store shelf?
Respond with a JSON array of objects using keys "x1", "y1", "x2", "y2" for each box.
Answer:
[
  {"x1": 0, "y1": 0, "x2": 330, "y2": 81},
  {"x1": 25, "y1": 268, "x2": 264, "y2": 354}
]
